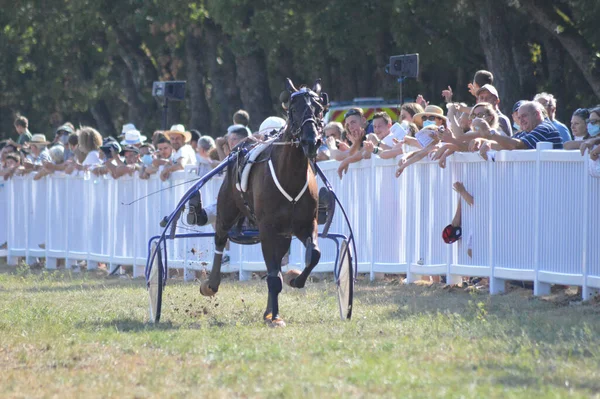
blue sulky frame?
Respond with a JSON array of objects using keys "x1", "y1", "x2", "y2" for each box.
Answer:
[{"x1": 145, "y1": 155, "x2": 358, "y2": 323}]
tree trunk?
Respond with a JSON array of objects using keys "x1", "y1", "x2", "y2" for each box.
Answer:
[
  {"x1": 518, "y1": 0, "x2": 600, "y2": 99},
  {"x1": 338, "y1": 60, "x2": 358, "y2": 101},
  {"x1": 185, "y1": 26, "x2": 212, "y2": 134},
  {"x1": 510, "y1": 37, "x2": 537, "y2": 101},
  {"x1": 478, "y1": 0, "x2": 524, "y2": 116},
  {"x1": 203, "y1": 19, "x2": 242, "y2": 136},
  {"x1": 541, "y1": 33, "x2": 566, "y2": 105},
  {"x1": 90, "y1": 99, "x2": 116, "y2": 136},
  {"x1": 235, "y1": 43, "x2": 273, "y2": 131},
  {"x1": 108, "y1": 20, "x2": 158, "y2": 131},
  {"x1": 115, "y1": 56, "x2": 151, "y2": 131}
]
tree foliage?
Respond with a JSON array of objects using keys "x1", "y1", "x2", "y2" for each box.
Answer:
[{"x1": 0, "y1": 0, "x2": 598, "y2": 139}]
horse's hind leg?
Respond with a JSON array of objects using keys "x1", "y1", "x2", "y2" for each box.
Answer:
[
  {"x1": 285, "y1": 220, "x2": 321, "y2": 289},
  {"x1": 260, "y1": 229, "x2": 292, "y2": 327},
  {"x1": 199, "y1": 229, "x2": 229, "y2": 296},
  {"x1": 200, "y1": 198, "x2": 240, "y2": 296}
]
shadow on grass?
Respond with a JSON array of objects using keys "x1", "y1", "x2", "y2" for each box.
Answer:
[
  {"x1": 351, "y1": 280, "x2": 600, "y2": 346},
  {"x1": 469, "y1": 361, "x2": 600, "y2": 394},
  {"x1": 78, "y1": 317, "x2": 178, "y2": 332}
]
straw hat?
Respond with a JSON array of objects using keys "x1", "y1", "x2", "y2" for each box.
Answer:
[
  {"x1": 164, "y1": 124, "x2": 192, "y2": 142},
  {"x1": 30, "y1": 134, "x2": 50, "y2": 146},
  {"x1": 413, "y1": 105, "x2": 447, "y2": 126}
]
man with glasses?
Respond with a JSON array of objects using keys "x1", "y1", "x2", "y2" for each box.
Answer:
[
  {"x1": 534, "y1": 92, "x2": 571, "y2": 143},
  {"x1": 469, "y1": 101, "x2": 563, "y2": 155}
]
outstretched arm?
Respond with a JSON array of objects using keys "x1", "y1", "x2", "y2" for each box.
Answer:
[{"x1": 337, "y1": 149, "x2": 366, "y2": 179}]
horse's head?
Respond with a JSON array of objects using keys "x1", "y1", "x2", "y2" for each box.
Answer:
[{"x1": 282, "y1": 78, "x2": 329, "y2": 160}]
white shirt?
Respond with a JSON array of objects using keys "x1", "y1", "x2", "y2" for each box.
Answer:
[
  {"x1": 83, "y1": 150, "x2": 102, "y2": 167},
  {"x1": 173, "y1": 145, "x2": 197, "y2": 167},
  {"x1": 27, "y1": 147, "x2": 52, "y2": 165}
]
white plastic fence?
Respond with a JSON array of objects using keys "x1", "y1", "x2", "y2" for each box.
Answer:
[{"x1": 2, "y1": 147, "x2": 599, "y2": 299}]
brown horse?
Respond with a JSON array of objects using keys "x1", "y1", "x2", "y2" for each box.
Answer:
[{"x1": 199, "y1": 79, "x2": 327, "y2": 327}]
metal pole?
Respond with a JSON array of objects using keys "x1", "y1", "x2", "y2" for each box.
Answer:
[{"x1": 162, "y1": 97, "x2": 169, "y2": 131}]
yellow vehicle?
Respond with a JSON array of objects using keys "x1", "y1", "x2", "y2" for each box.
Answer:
[{"x1": 324, "y1": 97, "x2": 402, "y2": 125}]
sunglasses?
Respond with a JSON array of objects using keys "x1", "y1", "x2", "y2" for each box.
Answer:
[
  {"x1": 469, "y1": 112, "x2": 489, "y2": 119},
  {"x1": 344, "y1": 109, "x2": 362, "y2": 119},
  {"x1": 422, "y1": 115, "x2": 443, "y2": 121}
]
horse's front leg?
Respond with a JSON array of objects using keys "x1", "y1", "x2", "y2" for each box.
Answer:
[
  {"x1": 260, "y1": 228, "x2": 291, "y2": 328},
  {"x1": 285, "y1": 219, "x2": 321, "y2": 289}
]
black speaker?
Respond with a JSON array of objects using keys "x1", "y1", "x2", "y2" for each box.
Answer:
[
  {"x1": 387, "y1": 54, "x2": 419, "y2": 78},
  {"x1": 152, "y1": 81, "x2": 186, "y2": 101}
]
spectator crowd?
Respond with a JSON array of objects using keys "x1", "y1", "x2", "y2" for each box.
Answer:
[
  {"x1": 2, "y1": 70, "x2": 600, "y2": 287},
  {"x1": 2, "y1": 70, "x2": 600, "y2": 184}
]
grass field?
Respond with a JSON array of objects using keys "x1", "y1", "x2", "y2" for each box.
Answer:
[{"x1": 1, "y1": 261, "x2": 600, "y2": 398}]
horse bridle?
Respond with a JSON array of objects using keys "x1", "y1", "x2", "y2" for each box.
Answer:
[{"x1": 288, "y1": 89, "x2": 325, "y2": 140}]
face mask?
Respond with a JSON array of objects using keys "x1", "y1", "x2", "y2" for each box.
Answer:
[
  {"x1": 513, "y1": 123, "x2": 520, "y2": 131},
  {"x1": 588, "y1": 123, "x2": 600, "y2": 137},
  {"x1": 141, "y1": 154, "x2": 153, "y2": 166},
  {"x1": 59, "y1": 135, "x2": 69, "y2": 145},
  {"x1": 422, "y1": 120, "x2": 436, "y2": 128}
]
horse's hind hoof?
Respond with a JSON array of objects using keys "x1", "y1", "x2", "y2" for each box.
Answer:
[
  {"x1": 200, "y1": 281, "x2": 217, "y2": 297},
  {"x1": 283, "y1": 269, "x2": 302, "y2": 287},
  {"x1": 268, "y1": 317, "x2": 286, "y2": 328}
]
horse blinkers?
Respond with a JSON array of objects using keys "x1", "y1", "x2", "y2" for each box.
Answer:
[{"x1": 288, "y1": 86, "x2": 325, "y2": 160}]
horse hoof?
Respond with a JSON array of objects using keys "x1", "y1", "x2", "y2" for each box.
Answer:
[
  {"x1": 268, "y1": 317, "x2": 286, "y2": 328},
  {"x1": 199, "y1": 281, "x2": 217, "y2": 297},
  {"x1": 283, "y1": 269, "x2": 302, "y2": 287},
  {"x1": 264, "y1": 312, "x2": 272, "y2": 323}
]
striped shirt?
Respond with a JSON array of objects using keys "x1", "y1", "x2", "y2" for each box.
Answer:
[{"x1": 514, "y1": 119, "x2": 563, "y2": 149}]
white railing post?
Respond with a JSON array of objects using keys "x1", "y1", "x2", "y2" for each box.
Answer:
[
  {"x1": 369, "y1": 156, "x2": 376, "y2": 281},
  {"x1": 132, "y1": 173, "x2": 142, "y2": 277},
  {"x1": 582, "y1": 152, "x2": 598, "y2": 300},
  {"x1": 533, "y1": 142, "x2": 552, "y2": 296},
  {"x1": 86, "y1": 175, "x2": 98, "y2": 270},
  {"x1": 183, "y1": 168, "x2": 197, "y2": 281},
  {"x1": 446, "y1": 157, "x2": 461, "y2": 285},
  {"x1": 406, "y1": 163, "x2": 419, "y2": 283},
  {"x1": 24, "y1": 176, "x2": 32, "y2": 265},
  {"x1": 0, "y1": 180, "x2": 7, "y2": 259},
  {"x1": 488, "y1": 158, "x2": 504, "y2": 294},
  {"x1": 45, "y1": 175, "x2": 56, "y2": 269},
  {"x1": 108, "y1": 177, "x2": 118, "y2": 274},
  {"x1": 6, "y1": 178, "x2": 18, "y2": 266}
]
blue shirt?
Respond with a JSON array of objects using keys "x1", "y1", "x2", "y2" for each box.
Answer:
[
  {"x1": 514, "y1": 118, "x2": 563, "y2": 149},
  {"x1": 552, "y1": 120, "x2": 572, "y2": 143}
]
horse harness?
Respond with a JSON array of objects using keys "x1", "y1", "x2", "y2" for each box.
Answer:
[
  {"x1": 231, "y1": 88, "x2": 323, "y2": 229},
  {"x1": 231, "y1": 134, "x2": 312, "y2": 229}
]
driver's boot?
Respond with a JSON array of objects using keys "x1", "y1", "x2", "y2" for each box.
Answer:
[
  {"x1": 317, "y1": 187, "x2": 331, "y2": 225},
  {"x1": 187, "y1": 191, "x2": 208, "y2": 226}
]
